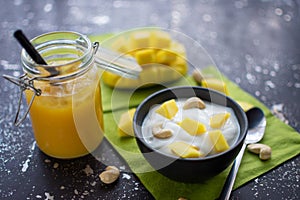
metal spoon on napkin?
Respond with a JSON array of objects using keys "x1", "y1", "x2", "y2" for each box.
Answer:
[{"x1": 218, "y1": 107, "x2": 266, "y2": 200}]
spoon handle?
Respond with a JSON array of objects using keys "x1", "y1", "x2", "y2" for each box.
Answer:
[{"x1": 218, "y1": 143, "x2": 247, "y2": 200}]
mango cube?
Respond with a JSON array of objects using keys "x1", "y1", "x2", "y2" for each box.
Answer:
[
  {"x1": 201, "y1": 78, "x2": 229, "y2": 95},
  {"x1": 111, "y1": 37, "x2": 129, "y2": 53},
  {"x1": 155, "y1": 99, "x2": 178, "y2": 119},
  {"x1": 179, "y1": 118, "x2": 206, "y2": 136},
  {"x1": 169, "y1": 41, "x2": 186, "y2": 56},
  {"x1": 138, "y1": 66, "x2": 158, "y2": 83},
  {"x1": 118, "y1": 108, "x2": 136, "y2": 137},
  {"x1": 210, "y1": 112, "x2": 231, "y2": 129},
  {"x1": 170, "y1": 56, "x2": 188, "y2": 75},
  {"x1": 102, "y1": 71, "x2": 121, "y2": 88},
  {"x1": 129, "y1": 31, "x2": 151, "y2": 49},
  {"x1": 150, "y1": 30, "x2": 171, "y2": 48},
  {"x1": 208, "y1": 130, "x2": 230, "y2": 153},
  {"x1": 168, "y1": 141, "x2": 203, "y2": 158},
  {"x1": 156, "y1": 50, "x2": 177, "y2": 64},
  {"x1": 236, "y1": 101, "x2": 254, "y2": 111},
  {"x1": 134, "y1": 49, "x2": 156, "y2": 65}
]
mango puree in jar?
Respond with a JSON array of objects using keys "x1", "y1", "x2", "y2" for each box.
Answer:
[{"x1": 25, "y1": 68, "x2": 104, "y2": 159}]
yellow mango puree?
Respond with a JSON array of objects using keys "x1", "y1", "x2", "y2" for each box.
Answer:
[{"x1": 25, "y1": 79, "x2": 104, "y2": 159}]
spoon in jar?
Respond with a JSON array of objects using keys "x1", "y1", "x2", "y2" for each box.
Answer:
[
  {"x1": 218, "y1": 107, "x2": 266, "y2": 200},
  {"x1": 13, "y1": 30, "x2": 60, "y2": 76}
]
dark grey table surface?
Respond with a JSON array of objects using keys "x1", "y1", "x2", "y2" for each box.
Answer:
[{"x1": 0, "y1": 0, "x2": 299, "y2": 199}]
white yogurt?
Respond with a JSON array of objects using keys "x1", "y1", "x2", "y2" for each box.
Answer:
[{"x1": 141, "y1": 99, "x2": 240, "y2": 157}]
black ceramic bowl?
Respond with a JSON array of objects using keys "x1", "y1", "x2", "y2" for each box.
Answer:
[{"x1": 133, "y1": 86, "x2": 248, "y2": 183}]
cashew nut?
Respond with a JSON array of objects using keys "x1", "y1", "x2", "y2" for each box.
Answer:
[
  {"x1": 178, "y1": 198, "x2": 188, "y2": 200},
  {"x1": 192, "y1": 69, "x2": 204, "y2": 84},
  {"x1": 192, "y1": 69, "x2": 214, "y2": 84},
  {"x1": 153, "y1": 129, "x2": 173, "y2": 139},
  {"x1": 99, "y1": 166, "x2": 120, "y2": 184},
  {"x1": 247, "y1": 143, "x2": 272, "y2": 160},
  {"x1": 183, "y1": 97, "x2": 206, "y2": 110},
  {"x1": 152, "y1": 123, "x2": 173, "y2": 139}
]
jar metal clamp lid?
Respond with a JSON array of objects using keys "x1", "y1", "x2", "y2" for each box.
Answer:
[{"x1": 3, "y1": 73, "x2": 42, "y2": 126}]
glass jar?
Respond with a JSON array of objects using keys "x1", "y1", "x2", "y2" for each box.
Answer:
[{"x1": 21, "y1": 31, "x2": 104, "y2": 159}]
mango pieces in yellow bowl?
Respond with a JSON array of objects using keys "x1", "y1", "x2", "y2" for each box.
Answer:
[{"x1": 102, "y1": 30, "x2": 188, "y2": 89}]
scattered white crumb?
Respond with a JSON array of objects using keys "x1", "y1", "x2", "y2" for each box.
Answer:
[
  {"x1": 119, "y1": 165, "x2": 125, "y2": 170},
  {"x1": 83, "y1": 164, "x2": 94, "y2": 176},
  {"x1": 90, "y1": 181, "x2": 97, "y2": 186},
  {"x1": 44, "y1": 159, "x2": 51, "y2": 163},
  {"x1": 31, "y1": 141, "x2": 36, "y2": 150},
  {"x1": 271, "y1": 103, "x2": 289, "y2": 124},
  {"x1": 60, "y1": 186, "x2": 65, "y2": 190},
  {"x1": 74, "y1": 189, "x2": 79, "y2": 195},
  {"x1": 36, "y1": 195, "x2": 42, "y2": 198},
  {"x1": 53, "y1": 163, "x2": 59, "y2": 169},
  {"x1": 21, "y1": 159, "x2": 30, "y2": 172},
  {"x1": 45, "y1": 192, "x2": 54, "y2": 200},
  {"x1": 122, "y1": 173, "x2": 131, "y2": 180},
  {"x1": 272, "y1": 103, "x2": 283, "y2": 112},
  {"x1": 20, "y1": 142, "x2": 37, "y2": 173}
]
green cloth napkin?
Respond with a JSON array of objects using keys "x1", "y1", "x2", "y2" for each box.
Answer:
[
  {"x1": 100, "y1": 76, "x2": 196, "y2": 112},
  {"x1": 91, "y1": 35, "x2": 300, "y2": 200}
]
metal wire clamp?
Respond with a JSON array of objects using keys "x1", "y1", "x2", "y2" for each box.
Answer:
[{"x1": 2, "y1": 74, "x2": 41, "y2": 126}]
